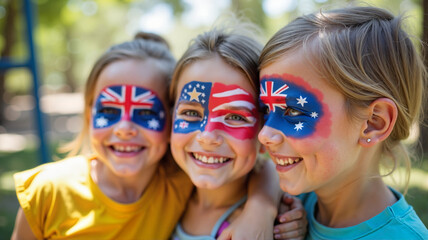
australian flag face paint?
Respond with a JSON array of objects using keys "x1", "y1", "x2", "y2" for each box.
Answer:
[
  {"x1": 92, "y1": 85, "x2": 166, "y2": 131},
  {"x1": 260, "y1": 74, "x2": 330, "y2": 139},
  {"x1": 173, "y1": 81, "x2": 258, "y2": 140}
]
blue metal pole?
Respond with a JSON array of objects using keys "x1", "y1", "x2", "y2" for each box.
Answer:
[{"x1": 23, "y1": 0, "x2": 50, "y2": 163}]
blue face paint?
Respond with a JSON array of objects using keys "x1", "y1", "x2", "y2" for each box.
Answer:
[
  {"x1": 173, "y1": 81, "x2": 212, "y2": 134},
  {"x1": 260, "y1": 75, "x2": 326, "y2": 138},
  {"x1": 92, "y1": 85, "x2": 166, "y2": 131}
]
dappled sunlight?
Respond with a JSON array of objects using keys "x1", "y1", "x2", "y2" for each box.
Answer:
[{"x1": 0, "y1": 134, "x2": 28, "y2": 152}]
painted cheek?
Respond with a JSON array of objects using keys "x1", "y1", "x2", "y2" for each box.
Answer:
[{"x1": 260, "y1": 74, "x2": 331, "y2": 139}]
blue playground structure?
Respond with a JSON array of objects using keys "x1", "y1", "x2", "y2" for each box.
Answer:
[{"x1": 0, "y1": 0, "x2": 50, "y2": 163}]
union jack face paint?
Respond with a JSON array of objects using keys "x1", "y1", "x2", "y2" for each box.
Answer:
[
  {"x1": 173, "y1": 81, "x2": 258, "y2": 140},
  {"x1": 260, "y1": 74, "x2": 331, "y2": 138},
  {"x1": 92, "y1": 85, "x2": 166, "y2": 131}
]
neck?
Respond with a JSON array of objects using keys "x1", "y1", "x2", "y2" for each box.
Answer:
[
  {"x1": 315, "y1": 176, "x2": 396, "y2": 227},
  {"x1": 194, "y1": 175, "x2": 248, "y2": 209},
  {"x1": 90, "y1": 159, "x2": 158, "y2": 203}
]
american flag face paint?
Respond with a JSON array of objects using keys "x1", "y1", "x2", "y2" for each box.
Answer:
[
  {"x1": 260, "y1": 74, "x2": 331, "y2": 138},
  {"x1": 92, "y1": 85, "x2": 166, "y2": 131},
  {"x1": 173, "y1": 81, "x2": 258, "y2": 140}
]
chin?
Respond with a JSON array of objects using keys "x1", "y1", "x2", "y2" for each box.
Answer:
[{"x1": 192, "y1": 178, "x2": 223, "y2": 190}]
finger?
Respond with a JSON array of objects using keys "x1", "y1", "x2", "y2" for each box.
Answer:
[
  {"x1": 273, "y1": 228, "x2": 307, "y2": 240},
  {"x1": 277, "y1": 208, "x2": 304, "y2": 223},
  {"x1": 216, "y1": 229, "x2": 231, "y2": 240},
  {"x1": 282, "y1": 192, "x2": 294, "y2": 205},
  {"x1": 274, "y1": 219, "x2": 304, "y2": 233}
]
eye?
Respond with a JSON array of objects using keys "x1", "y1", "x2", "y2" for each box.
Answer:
[
  {"x1": 183, "y1": 110, "x2": 201, "y2": 117},
  {"x1": 284, "y1": 107, "x2": 303, "y2": 117},
  {"x1": 178, "y1": 109, "x2": 203, "y2": 121},
  {"x1": 99, "y1": 107, "x2": 120, "y2": 115},
  {"x1": 226, "y1": 114, "x2": 245, "y2": 122},
  {"x1": 137, "y1": 109, "x2": 156, "y2": 116}
]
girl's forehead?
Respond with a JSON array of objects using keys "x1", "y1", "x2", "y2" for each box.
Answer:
[
  {"x1": 94, "y1": 60, "x2": 168, "y2": 101},
  {"x1": 176, "y1": 57, "x2": 256, "y2": 99}
]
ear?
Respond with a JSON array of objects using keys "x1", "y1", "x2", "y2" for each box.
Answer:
[{"x1": 359, "y1": 98, "x2": 397, "y2": 147}]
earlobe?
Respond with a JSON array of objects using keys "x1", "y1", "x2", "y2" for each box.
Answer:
[{"x1": 359, "y1": 98, "x2": 397, "y2": 147}]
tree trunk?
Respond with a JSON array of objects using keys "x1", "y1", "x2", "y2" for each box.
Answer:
[
  {"x1": 0, "y1": 0, "x2": 17, "y2": 125},
  {"x1": 421, "y1": 0, "x2": 428, "y2": 156}
]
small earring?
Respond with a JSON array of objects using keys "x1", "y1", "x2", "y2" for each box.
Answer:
[{"x1": 367, "y1": 138, "x2": 371, "y2": 143}]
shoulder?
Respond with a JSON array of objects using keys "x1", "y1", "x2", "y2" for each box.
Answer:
[
  {"x1": 14, "y1": 156, "x2": 89, "y2": 196},
  {"x1": 372, "y1": 188, "x2": 428, "y2": 239}
]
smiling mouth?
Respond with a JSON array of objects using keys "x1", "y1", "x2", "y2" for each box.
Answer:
[
  {"x1": 191, "y1": 152, "x2": 231, "y2": 164},
  {"x1": 110, "y1": 145, "x2": 145, "y2": 153},
  {"x1": 274, "y1": 157, "x2": 303, "y2": 166}
]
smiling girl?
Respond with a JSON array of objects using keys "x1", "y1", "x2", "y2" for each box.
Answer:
[
  {"x1": 169, "y1": 26, "x2": 307, "y2": 240},
  {"x1": 258, "y1": 6, "x2": 428, "y2": 239}
]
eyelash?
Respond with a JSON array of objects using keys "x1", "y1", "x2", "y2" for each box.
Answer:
[
  {"x1": 137, "y1": 109, "x2": 156, "y2": 116},
  {"x1": 99, "y1": 107, "x2": 119, "y2": 115},
  {"x1": 179, "y1": 109, "x2": 203, "y2": 121},
  {"x1": 260, "y1": 105, "x2": 303, "y2": 117},
  {"x1": 284, "y1": 107, "x2": 303, "y2": 117},
  {"x1": 225, "y1": 114, "x2": 249, "y2": 123}
]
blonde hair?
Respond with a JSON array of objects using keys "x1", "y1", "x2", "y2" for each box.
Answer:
[
  {"x1": 61, "y1": 32, "x2": 176, "y2": 156},
  {"x1": 260, "y1": 6, "x2": 427, "y2": 190}
]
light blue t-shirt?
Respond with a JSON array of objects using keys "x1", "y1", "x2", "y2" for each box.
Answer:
[
  {"x1": 171, "y1": 196, "x2": 247, "y2": 240},
  {"x1": 300, "y1": 187, "x2": 428, "y2": 239}
]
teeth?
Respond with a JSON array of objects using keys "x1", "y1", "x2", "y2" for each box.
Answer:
[
  {"x1": 276, "y1": 157, "x2": 302, "y2": 166},
  {"x1": 113, "y1": 145, "x2": 141, "y2": 152},
  {"x1": 193, "y1": 153, "x2": 229, "y2": 164}
]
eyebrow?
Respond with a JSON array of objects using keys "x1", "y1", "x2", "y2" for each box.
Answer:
[{"x1": 177, "y1": 100, "x2": 202, "y2": 107}]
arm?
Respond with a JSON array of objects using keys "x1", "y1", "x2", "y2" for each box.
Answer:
[
  {"x1": 218, "y1": 159, "x2": 281, "y2": 240},
  {"x1": 11, "y1": 207, "x2": 37, "y2": 240},
  {"x1": 273, "y1": 193, "x2": 307, "y2": 240}
]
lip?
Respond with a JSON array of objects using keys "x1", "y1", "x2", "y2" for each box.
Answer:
[
  {"x1": 189, "y1": 152, "x2": 232, "y2": 169},
  {"x1": 269, "y1": 153, "x2": 303, "y2": 173}
]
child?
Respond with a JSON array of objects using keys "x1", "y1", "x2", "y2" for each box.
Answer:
[
  {"x1": 11, "y1": 32, "x2": 285, "y2": 239},
  {"x1": 257, "y1": 6, "x2": 428, "y2": 239},
  {"x1": 169, "y1": 26, "x2": 307, "y2": 239}
]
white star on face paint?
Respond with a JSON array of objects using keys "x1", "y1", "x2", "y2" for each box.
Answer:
[
  {"x1": 294, "y1": 122, "x2": 304, "y2": 131},
  {"x1": 310, "y1": 112, "x2": 318, "y2": 118},
  {"x1": 95, "y1": 116, "x2": 108, "y2": 128},
  {"x1": 180, "y1": 121, "x2": 189, "y2": 129},
  {"x1": 159, "y1": 111, "x2": 165, "y2": 119},
  {"x1": 148, "y1": 119, "x2": 160, "y2": 129},
  {"x1": 296, "y1": 96, "x2": 308, "y2": 107}
]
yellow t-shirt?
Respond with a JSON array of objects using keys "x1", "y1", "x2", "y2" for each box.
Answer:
[{"x1": 14, "y1": 156, "x2": 193, "y2": 240}]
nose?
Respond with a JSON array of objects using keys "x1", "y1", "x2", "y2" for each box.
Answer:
[
  {"x1": 258, "y1": 125, "x2": 283, "y2": 146},
  {"x1": 196, "y1": 130, "x2": 223, "y2": 149},
  {"x1": 114, "y1": 120, "x2": 138, "y2": 139}
]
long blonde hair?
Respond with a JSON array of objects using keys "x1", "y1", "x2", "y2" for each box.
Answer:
[{"x1": 260, "y1": 6, "x2": 427, "y2": 190}]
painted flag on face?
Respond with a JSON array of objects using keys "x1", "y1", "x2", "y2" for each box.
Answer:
[
  {"x1": 173, "y1": 81, "x2": 212, "y2": 134},
  {"x1": 206, "y1": 82, "x2": 258, "y2": 139},
  {"x1": 260, "y1": 75, "x2": 327, "y2": 138},
  {"x1": 92, "y1": 85, "x2": 165, "y2": 131},
  {"x1": 173, "y1": 81, "x2": 258, "y2": 140}
]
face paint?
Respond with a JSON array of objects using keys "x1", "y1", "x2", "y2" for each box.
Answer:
[
  {"x1": 174, "y1": 81, "x2": 258, "y2": 140},
  {"x1": 260, "y1": 74, "x2": 331, "y2": 138},
  {"x1": 92, "y1": 85, "x2": 166, "y2": 131}
]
